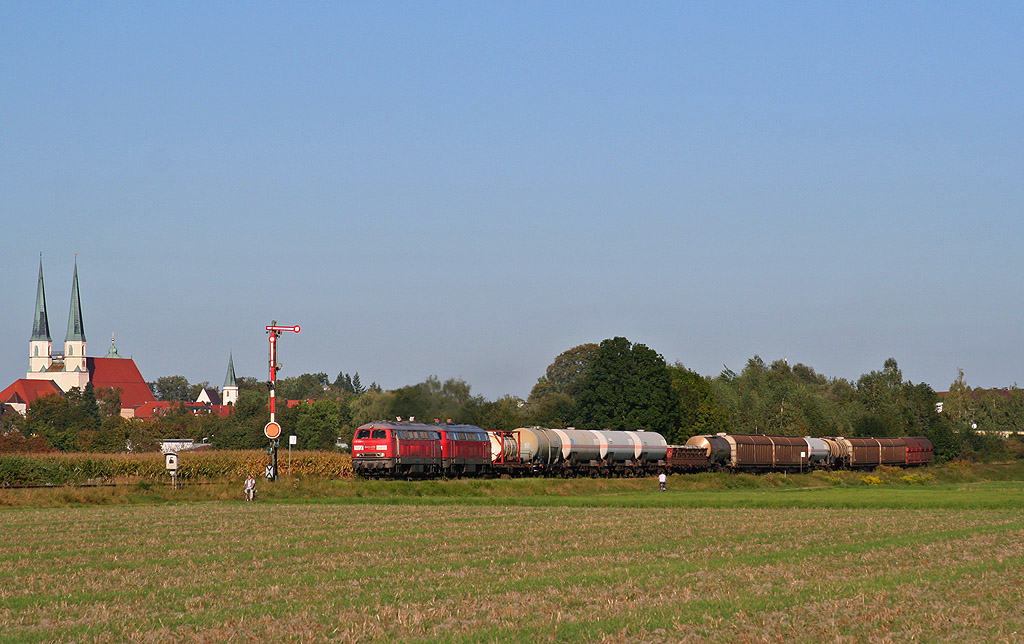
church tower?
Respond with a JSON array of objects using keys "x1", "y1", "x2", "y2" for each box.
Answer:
[
  {"x1": 47, "y1": 257, "x2": 92, "y2": 392},
  {"x1": 63, "y1": 257, "x2": 87, "y2": 378},
  {"x1": 221, "y1": 352, "x2": 239, "y2": 406},
  {"x1": 29, "y1": 256, "x2": 53, "y2": 373}
]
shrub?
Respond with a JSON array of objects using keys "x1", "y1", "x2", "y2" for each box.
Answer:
[
  {"x1": 861, "y1": 475, "x2": 883, "y2": 486},
  {"x1": 899, "y1": 473, "x2": 934, "y2": 485}
]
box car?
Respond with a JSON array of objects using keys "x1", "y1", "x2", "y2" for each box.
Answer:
[
  {"x1": 832, "y1": 437, "x2": 907, "y2": 468},
  {"x1": 903, "y1": 436, "x2": 934, "y2": 466}
]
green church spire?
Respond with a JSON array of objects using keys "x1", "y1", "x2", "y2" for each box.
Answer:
[
  {"x1": 65, "y1": 257, "x2": 86, "y2": 343},
  {"x1": 224, "y1": 352, "x2": 237, "y2": 388},
  {"x1": 31, "y1": 255, "x2": 51, "y2": 342}
]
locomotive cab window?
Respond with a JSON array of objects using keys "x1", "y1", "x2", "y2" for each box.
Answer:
[
  {"x1": 355, "y1": 430, "x2": 371, "y2": 439},
  {"x1": 371, "y1": 430, "x2": 387, "y2": 439}
]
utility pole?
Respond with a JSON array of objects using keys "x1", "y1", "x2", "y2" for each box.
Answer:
[{"x1": 264, "y1": 321, "x2": 300, "y2": 482}]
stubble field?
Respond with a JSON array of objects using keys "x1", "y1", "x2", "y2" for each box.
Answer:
[{"x1": 3, "y1": 482, "x2": 1023, "y2": 644}]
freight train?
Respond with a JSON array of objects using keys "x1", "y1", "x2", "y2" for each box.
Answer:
[{"x1": 351, "y1": 421, "x2": 934, "y2": 479}]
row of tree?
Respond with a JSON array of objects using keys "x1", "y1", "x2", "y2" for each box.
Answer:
[{"x1": 4, "y1": 337, "x2": 1023, "y2": 461}]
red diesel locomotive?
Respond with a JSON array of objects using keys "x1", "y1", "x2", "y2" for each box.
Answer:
[{"x1": 352, "y1": 421, "x2": 489, "y2": 478}]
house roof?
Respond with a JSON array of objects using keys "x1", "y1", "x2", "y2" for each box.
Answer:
[
  {"x1": 87, "y1": 357, "x2": 155, "y2": 408},
  {"x1": 0, "y1": 379, "x2": 63, "y2": 406},
  {"x1": 133, "y1": 400, "x2": 234, "y2": 420},
  {"x1": 198, "y1": 387, "x2": 222, "y2": 405}
]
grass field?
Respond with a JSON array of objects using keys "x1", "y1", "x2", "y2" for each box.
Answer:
[{"x1": 2, "y1": 473, "x2": 1024, "y2": 643}]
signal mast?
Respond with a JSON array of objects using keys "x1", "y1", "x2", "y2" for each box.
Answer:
[{"x1": 265, "y1": 321, "x2": 300, "y2": 481}]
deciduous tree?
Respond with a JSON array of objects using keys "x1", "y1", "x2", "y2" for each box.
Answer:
[{"x1": 573, "y1": 337, "x2": 679, "y2": 432}]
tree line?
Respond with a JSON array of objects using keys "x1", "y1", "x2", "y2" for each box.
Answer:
[{"x1": 3, "y1": 336, "x2": 1022, "y2": 461}]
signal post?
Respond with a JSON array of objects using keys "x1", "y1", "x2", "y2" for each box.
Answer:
[{"x1": 265, "y1": 321, "x2": 300, "y2": 482}]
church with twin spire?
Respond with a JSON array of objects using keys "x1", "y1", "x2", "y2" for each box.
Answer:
[{"x1": 2, "y1": 257, "x2": 237, "y2": 418}]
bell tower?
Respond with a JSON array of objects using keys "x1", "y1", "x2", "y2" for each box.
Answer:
[
  {"x1": 63, "y1": 257, "x2": 87, "y2": 376},
  {"x1": 222, "y1": 352, "x2": 239, "y2": 406},
  {"x1": 28, "y1": 256, "x2": 53, "y2": 373},
  {"x1": 45, "y1": 256, "x2": 92, "y2": 392}
]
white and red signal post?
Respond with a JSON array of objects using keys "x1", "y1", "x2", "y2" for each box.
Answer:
[{"x1": 265, "y1": 322, "x2": 300, "y2": 481}]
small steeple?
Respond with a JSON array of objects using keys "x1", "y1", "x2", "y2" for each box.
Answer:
[
  {"x1": 224, "y1": 352, "x2": 237, "y2": 388},
  {"x1": 31, "y1": 255, "x2": 51, "y2": 342},
  {"x1": 65, "y1": 256, "x2": 86, "y2": 343},
  {"x1": 105, "y1": 333, "x2": 123, "y2": 358},
  {"x1": 221, "y1": 352, "x2": 239, "y2": 406}
]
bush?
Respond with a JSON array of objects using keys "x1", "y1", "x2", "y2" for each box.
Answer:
[{"x1": 899, "y1": 473, "x2": 934, "y2": 485}]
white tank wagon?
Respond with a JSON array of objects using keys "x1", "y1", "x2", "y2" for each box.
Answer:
[
  {"x1": 551, "y1": 429, "x2": 601, "y2": 462},
  {"x1": 532, "y1": 428, "x2": 667, "y2": 475},
  {"x1": 803, "y1": 437, "x2": 833, "y2": 467},
  {"x1": 513, "y1": 427, "x2": 564, "y2": 466}
]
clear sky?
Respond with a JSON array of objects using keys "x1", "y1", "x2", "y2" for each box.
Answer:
[{"x1": 2, "y1": 2, "x2": 1022, "y2": 399}]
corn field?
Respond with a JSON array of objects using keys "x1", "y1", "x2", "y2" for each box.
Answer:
[{"x1": 0, "y1": 450, "x2": 353, "y2": 486}]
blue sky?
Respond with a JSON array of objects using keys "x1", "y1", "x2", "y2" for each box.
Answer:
[{"x1": 2, "y1": 2, "x2": 1022, "y2": 399}]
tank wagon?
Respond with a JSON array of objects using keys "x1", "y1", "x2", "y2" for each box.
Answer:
[
  {"x1": 353, "y1": 422, "x2": 934, "y2": 479},
  {"x1": 488, "y1": 427, "x2": 668, "y2": 477}
]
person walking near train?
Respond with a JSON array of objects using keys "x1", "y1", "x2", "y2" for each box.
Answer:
[{"x1": 658, "y1": 471, "x2": 667, "y2": 492}]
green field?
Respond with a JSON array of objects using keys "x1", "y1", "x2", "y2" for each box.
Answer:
[{"x1": 2, "y1": 476, "x2": 1023, "y2": 643}]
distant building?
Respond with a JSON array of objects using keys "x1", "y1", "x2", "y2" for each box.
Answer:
[
  {"x1": 196, "y1": 387, "x2": 222, "y2": 406},
  {"x1": 0, "y1": 379, "x2": 62, "y2": 416},
  {"x1": 133, "y1": 400, "x2": 234, "y2": 420},
  {"x1": 4, "y1": 257, "x2": 156, "y2": 417},
  {"x1": 221, "y1": 353, "x2": 239, "y2": 407},
  {"x1": 159, "y1": 438, "x2": 212, "y2": 453}
]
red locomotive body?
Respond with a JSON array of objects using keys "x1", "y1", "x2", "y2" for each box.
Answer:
[
  {"x1": 437, "y1": 424, "x2": 491, "y2": 476},
  {"x1": 351, "y1": 421, "x2": 442, "y2": 478}
]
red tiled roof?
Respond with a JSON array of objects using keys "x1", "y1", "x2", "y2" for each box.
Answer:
[
  {"x1": 133, "y1": 400, "x2": 234, "y2": 420},
  {"x1": 0, "y1": 379, "x2": 63, "y2": 406},
  {"x1": 87, "y1": 357, "x2": 155, "y2": 409}
]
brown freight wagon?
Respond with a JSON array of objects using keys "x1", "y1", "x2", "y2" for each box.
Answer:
[
  {"x1": 832, "y1": 437, "x2": 907, "y2": 468},
  {"x1": 719, "y1": 434, "x2": 810, "y2": 471},
  {"x1": 903, "y1": 436, "x2": 934, "y2": 466}
]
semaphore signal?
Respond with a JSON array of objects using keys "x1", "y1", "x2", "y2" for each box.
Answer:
[{"x1": 265, "y1": 321, "x2": 300, "y2": 482}]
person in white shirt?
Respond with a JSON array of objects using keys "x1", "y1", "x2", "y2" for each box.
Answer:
[
  {"x1": 658, "y1": 471, "x2": 667, "y2": 492},
  {"x1": 244, "y1": 474, "x2": 257, "y2": 501}
]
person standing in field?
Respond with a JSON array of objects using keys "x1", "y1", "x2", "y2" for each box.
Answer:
[
  {"x1": 244, "y1": 474, "x2": 257, "y2": 501},
  {"x1": 658, "y1": 471, "x2": 667, "y2": 492}
]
